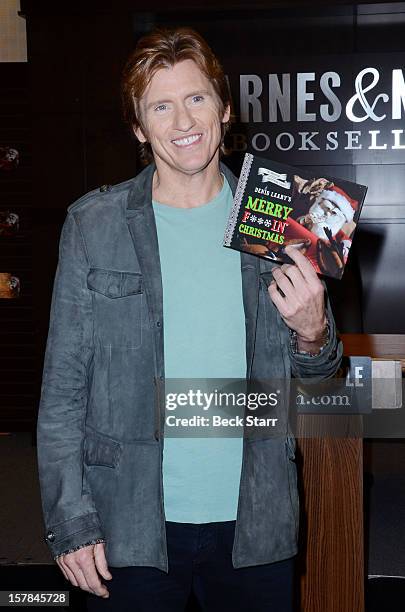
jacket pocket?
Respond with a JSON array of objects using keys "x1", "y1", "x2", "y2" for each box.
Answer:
[
  {"x1": 87, "y1": 268, "x2": 144, "y2": 349},
  {"x1": 87, "y1": 268, "x2": 143, "y2": 298},
  {"x1": 83, "y1": 433, "x2": 123, "y2": 468}
]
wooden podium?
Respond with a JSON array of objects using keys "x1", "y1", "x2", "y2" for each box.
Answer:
[{"x1": 297, "y1": 335, "x2": 405, "y2": 612}]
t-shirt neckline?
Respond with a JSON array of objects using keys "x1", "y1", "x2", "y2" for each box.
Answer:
[{"x1": 152, "y1": 174, "x2": 228, "y2": 213}]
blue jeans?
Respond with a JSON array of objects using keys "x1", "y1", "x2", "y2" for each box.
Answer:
[{"x1": 86, "y1": 520, "x2": 296, "y2": 611}]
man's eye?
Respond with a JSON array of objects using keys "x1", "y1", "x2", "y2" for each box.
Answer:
[
  {"x1": 154, "y1": 104, "x2": 167, "y2": 112},
  {"x1": 192, "y1": 95, "x2": 204, "y2": 103}
]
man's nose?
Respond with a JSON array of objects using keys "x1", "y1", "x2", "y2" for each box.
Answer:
[{"x1": 173, "y1": 104, "x2": 195, "y2": 131}]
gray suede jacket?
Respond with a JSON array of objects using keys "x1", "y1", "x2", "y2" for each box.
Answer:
[{"x1": 37, "y1": 160, "x2": 342, "y2": 571}]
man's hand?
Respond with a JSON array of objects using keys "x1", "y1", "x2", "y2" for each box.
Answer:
[
  {"x1": 56, "y1": 542, "x2": 112, "y2": 598},
  {"x1": 268, "y1": 245, "x2": 327, "y2": 352}
]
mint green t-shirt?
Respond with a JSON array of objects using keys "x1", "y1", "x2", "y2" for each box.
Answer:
[{"x1": 152, "y1": 175, "x2": 246, "y2": 523}]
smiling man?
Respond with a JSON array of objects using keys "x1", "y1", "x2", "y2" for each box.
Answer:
[
  {"x1": 37, "y1": 27, "x2": 342, "y2": 612},
  {"x1": 134, "y1": 59, "x2": 228, "y2": 200}
]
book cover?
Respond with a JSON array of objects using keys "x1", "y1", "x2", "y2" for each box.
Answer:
[{"x1": 223, "y1": 153, "x2": 367, "y2": 279}]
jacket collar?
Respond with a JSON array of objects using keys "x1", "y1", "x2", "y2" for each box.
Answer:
[{"x1": 126, "y1": 162, "x2": 155, "y2": 213}]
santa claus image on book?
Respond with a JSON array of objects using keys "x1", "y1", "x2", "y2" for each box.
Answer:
[
  {"x1": 269, "y1": 176, "x2": 359, "y2": 279},
  {"x1": 293, "y1": 176, "x2": 357, "y2": 241}
]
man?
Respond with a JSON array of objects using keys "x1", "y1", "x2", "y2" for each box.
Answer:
[{"x1": 37, "y1": 27, "x2": 342, "y2": 611}]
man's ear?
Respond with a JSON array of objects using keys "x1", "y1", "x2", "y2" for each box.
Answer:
[
  {"x1": 133, "y1": 125, "x2": 148, "y2": 143},
  {"x1": 222, "y1": 103, "x2": 231, "y2": 124}
]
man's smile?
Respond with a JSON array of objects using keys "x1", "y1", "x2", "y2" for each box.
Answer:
[{"x1": 171, "y1": 133, "x2": 203, "y2": 147}]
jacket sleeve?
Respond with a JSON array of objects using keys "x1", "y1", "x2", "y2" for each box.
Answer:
[
  {"x1": 36, "y1": 210, "x2": 105, "y2": 559},
  {"x1": 288, "y1": 281, "x2": 343, "y2": 379}
]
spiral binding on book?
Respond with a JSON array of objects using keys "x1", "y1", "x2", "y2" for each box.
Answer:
[{"x1": 223, "y1": 152, "x2": 254, "y2": 247}]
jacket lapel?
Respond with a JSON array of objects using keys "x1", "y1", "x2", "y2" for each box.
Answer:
[
  {"x1": 221, "y1": 162, "x2": 260, "y2": 378},
  {"x1": 125, "y1": 163, "x2": 164, "y2": 373}
]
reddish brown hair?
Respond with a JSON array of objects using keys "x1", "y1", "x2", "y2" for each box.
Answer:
[{"x1": 121, "y1": 26, "x2": 232, "y2": 164}]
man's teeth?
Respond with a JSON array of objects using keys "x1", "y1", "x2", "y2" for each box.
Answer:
[{"x1": 172, "y1": 134, "x2": 201, "y2": 146}]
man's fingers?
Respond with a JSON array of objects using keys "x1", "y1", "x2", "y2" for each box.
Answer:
[
  {"x1": 77, "y1": 555, "x2": 110, "y2": 597},
  {"x1": 271, "y1": 268, "x2": 296, "y2": 301},
  {"x1": 268, "y1": 280, "x2": 288, "y2": 317},
  {"x1": 282, "y1": 249, "x2": 325, "y2": 301},
  {"x1": 65, "y1": 559, "x2": 99, "y2": 596},
  {"x1": 62, "y1": 546, "x2": 109, "y2": 598},
  {"x1": 283, "y1": 245, "x2": 318, "y2": 282},
  {"x1": 94, "y1": 543, "x2": 113, "y2": 580},
  {"x1": 279, "y1": 263, "x2": 306, "y2": 289},
  {"x1": 63, "y1": 558, "x2": 92, "y2": 593},
  {"x1": 74, "y1": 565, "x2": 94, "y2": 593},
  {"x1": 55, "y1": 559, "x2": 69, "y2": 583},
  {"x1": 57, "y1": 557, "x2": 78, "y2": 587}
]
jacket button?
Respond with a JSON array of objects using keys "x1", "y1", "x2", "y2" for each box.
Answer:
[
  {"x1": 156, "y1": 321, "x2": 161, "y2": 328},
  {"x1": 46, "y1": 531, "x2": 55, "y2": 542}
]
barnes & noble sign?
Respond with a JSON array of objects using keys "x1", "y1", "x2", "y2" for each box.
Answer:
[{"x1": 227, "y1": 53, "x2": 405, "y2": 165}]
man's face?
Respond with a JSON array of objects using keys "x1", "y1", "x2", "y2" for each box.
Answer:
[
  {"x1": 135, "y1": 59, "x2": 230, "y2": 176},
  {"x1": 306, "y1": 196, "x2": 347, "y2": 238}
]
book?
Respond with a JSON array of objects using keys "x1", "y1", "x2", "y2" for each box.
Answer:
[{"x1": 223, "y1": 152, "x2": 367, "y2": 279}]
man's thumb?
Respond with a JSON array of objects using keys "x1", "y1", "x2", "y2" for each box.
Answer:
[{"x1": 94, "y1": 542, "x2": 112, "y2": 580}]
